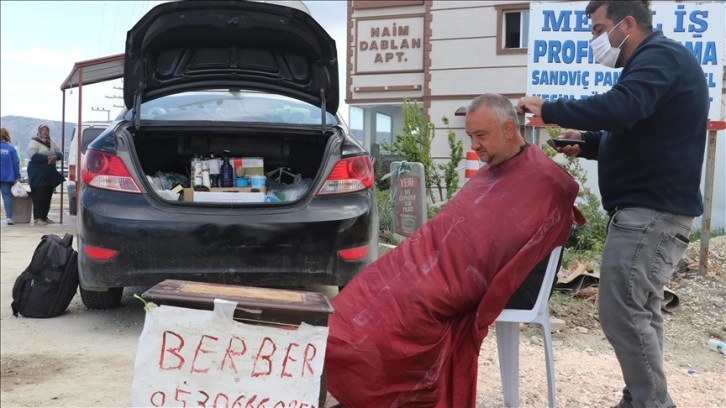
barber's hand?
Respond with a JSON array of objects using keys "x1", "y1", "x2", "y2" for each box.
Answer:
[
  {"x1": 517, "y1": 96, "x2": 545, "y2": 116},
  {"x1": 47, "y1": 155, "x2": 57, "y2": 164},
  {"x1": 557, "y1": 130, "x2": 583, "y2": 158}
]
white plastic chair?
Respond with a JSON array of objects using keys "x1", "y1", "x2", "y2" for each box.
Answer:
[{"x1": 495, "y1": 245, "x2": 562, "y2": 408}]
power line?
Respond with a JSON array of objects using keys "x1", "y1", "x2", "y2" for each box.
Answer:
[
  {"x1": 128, "y1": 1, "x2": 141, "y2": 30},
  {"x1": 97, "y1": 1, "x2": 107, "y2": 57},
  {"x1": 109, "y1": 1, "x2": 122, "y2": 56},
  {"x1": 134, "y1": 1, "x2": 150, "y2": 25}
]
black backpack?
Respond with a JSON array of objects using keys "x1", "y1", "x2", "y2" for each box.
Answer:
[{"x1": 11, "y1": 233, "x2": 79, "y2": 318}]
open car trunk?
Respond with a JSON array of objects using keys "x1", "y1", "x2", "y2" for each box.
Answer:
[{"x1": 129, "y1": 125, "x2": 335, "y2": 204}]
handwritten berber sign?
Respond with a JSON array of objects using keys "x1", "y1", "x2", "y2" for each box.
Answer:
[{"x1": 131, "y1": 299, "x2": 328, "y2": 408}]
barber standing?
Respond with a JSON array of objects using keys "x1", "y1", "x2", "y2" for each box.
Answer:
[{"x1": 517, "y1": 1, "x2": 708, "y2": 408}]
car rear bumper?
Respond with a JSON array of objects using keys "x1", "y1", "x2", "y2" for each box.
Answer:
[{"x1": 78, "y1": 188, "x2": 377, "y2": 290}]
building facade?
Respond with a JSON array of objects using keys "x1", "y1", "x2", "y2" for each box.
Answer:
[{"x1": 345, "y1": 0, "x2": 726, "y2": 229}]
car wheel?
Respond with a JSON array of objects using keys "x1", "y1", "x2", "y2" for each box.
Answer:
[
  {"x1": 80, "y1": 287, "x2": 123, "y2": 309},
  {"x1": 69, "y1": 196, "x2": 77, "y2": 215}
]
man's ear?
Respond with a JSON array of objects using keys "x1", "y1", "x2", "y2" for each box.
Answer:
[
  {"x1": 624, "y1": 15, "x2": 637, "y2": 32},
  {"x1": 503, "y1": 120, "x2": 516, "y2": 139}
]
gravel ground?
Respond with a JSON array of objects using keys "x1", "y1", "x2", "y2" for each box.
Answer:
[
  {"x1": 471, "y1": 236, "x2": 726, "y2": 408},
  {"x1": 1, "y1": 195, "x2": 724, "y2": 407},
  {"x1": 326, "y1": 237, "x2": 726, "y2": 407}
]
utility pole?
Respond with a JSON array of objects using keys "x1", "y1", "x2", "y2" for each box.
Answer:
[
  {"x1": 92, "y1": 106, "x2": 111, "y2": 122},
  {"x1": 106, "y1": 84, "x2": 125, "y2": 109},
  {"x1": 105, "y1": 95, "x2": 124, "y2": 109}
]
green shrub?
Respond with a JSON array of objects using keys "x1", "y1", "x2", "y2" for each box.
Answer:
[
  {"x1": 376, "y1": 100, "x2": 464, "y2": 237},
  {"x1": 376, "y1": 188, "x2": 393, "y2": 234},
  {"x1": 380, "y1": 98, "x2": 435, "y2": 199},
  {"x1": 542, "y1": 128, "x2": 608, "y2": 267},
  {"x1": 689, "y1": 227, "x2": 726, "y2": 242}
]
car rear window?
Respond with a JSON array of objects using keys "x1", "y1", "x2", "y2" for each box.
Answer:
[
  {"x1": 82, "y1": 128, "x2": 105, "y2": 153},
  {"x1": 135, "y1": 90, "x2": 338, "y2": 126}
]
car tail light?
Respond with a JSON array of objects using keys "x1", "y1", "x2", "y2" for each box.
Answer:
[
  {"x1": 317, "y1": 156, "x2": 374, "y2": 195},
  {"x1": 82, "y1": 150, "x2": 141, "y2": 194},
  {"x1": 68, "y1": 164, "x2": 76, "y2": 182},
  {"x1": 84, "y1": 244, "x2": 118, "y2": 261},
  {"x1": 338, "y1": 245, "x2": 369, "y2": 261}
]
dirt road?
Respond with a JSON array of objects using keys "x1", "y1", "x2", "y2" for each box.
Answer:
[{"x1": 1, "y1": 196, "x2": 724, "y2": 407}]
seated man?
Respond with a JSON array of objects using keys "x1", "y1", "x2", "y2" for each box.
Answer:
[{"x1": 324, "y1": 93, "x2": 583, "y2": 407}]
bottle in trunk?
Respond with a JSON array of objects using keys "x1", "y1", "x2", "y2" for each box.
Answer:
[
  {"x1": 220, "y1": 150, "x2": 234, "y2": 188},
  {"x1": 192, "y1": 156, "x2": 203, "y2": 188},
  {"x1": 201, "y1": 159, "x2": 211, "y2": 188},
  {"x1": 208, "y1": 153, "x2": 220, "y2": 188}
]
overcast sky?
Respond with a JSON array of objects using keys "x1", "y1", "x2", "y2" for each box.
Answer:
[{"x1": 0, "y1": 1, "x2": 349, "y2": 123}]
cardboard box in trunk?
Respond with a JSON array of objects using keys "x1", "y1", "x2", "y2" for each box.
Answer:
[{"x1": 232, "y1": 157, "x2": 265, "y2": 177}]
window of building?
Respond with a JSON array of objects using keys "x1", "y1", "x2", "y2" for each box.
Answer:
[
  {"x1": 349, "y1": 106, "x2": 365, "y2": 143},
  {"x1": 505, "y1": 11, "x2": 529, "y2": 48},
  {"x1": 496, "y1": 3, "x2": 529, "y2": 55},
  {"x1": 376, "y1": 113, "x2": 392, "y2": 154}
]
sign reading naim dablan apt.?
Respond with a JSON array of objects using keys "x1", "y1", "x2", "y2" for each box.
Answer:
[
  {"x1": 356, "y1": 17, "x2": 424, "y2": 73},
  {"x1": 527, "y1": 1, "x2": 725, "y2": 120}
]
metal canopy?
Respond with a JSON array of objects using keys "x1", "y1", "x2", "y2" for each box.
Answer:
[
  {"x1": 60, "y1": 53, "x2": 124, "y2": 90},
  {"x1": 59, "y1": 53, "x2": 125, "y2": 223}
]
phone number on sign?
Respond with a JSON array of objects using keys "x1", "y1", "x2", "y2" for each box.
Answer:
[{"x1": 148, "y1": 388, "x2": 317, "y2": 408}]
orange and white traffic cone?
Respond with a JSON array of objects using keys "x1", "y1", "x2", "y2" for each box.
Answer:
[{"x1": 464, "y1": 150, "x2": 480, "y2": 182}]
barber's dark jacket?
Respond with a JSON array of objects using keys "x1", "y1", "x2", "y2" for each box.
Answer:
[{"x1": 542, "y1": 30, "x2": 709, "y2": 216}]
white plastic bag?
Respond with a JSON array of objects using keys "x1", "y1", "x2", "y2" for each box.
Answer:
[{"x1": 11, "y1": 181, "x2": 27, "y2": 198}]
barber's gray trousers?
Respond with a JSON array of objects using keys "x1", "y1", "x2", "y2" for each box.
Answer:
[{"x1": 599, "y1": 207, "x2": 692, "y2": 408}]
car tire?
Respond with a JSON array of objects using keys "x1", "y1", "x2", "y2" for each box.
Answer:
[
  {"x1": 80, "y1": 287, "x2": 123, "y2": 309},
  {"x1": 69, "y1": 196, "x2": 77, "y2": 215}
]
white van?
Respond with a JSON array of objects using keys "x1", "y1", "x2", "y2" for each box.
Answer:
[{"x1": 67, "y1": 122, "x2": 111, "y2": 215}]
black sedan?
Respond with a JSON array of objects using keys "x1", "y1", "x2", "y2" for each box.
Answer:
[{"x1": 77, "y1": 0, "x2": 378, "y2": 309}]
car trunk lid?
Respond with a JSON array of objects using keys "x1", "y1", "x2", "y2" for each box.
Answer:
[{"x1": 123, "y1": 0, "x2": 339, "y2": 128}]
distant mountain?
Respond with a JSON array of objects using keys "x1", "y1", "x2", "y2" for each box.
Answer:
[{"x1": 0, "y1": 116, "x2": 76, "y2": 162}]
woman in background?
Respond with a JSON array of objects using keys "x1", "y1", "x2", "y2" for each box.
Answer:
[
  {"x1": 27, "y1": 124, "x2": 65, "y2": 225},
  {"x1": 0, "y1": 127, "x2": 21, "y2": 225}
]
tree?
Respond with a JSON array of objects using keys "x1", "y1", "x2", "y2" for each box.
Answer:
[
  {"x1": 381, "y1": 98, "x2": 463, "y2": 206},
  {"x1": 381, "y1": 98, "x2": 435, "y2": 199},
  {"x1": 436, "y1": 116, "x2": 464, "y2": 202}
]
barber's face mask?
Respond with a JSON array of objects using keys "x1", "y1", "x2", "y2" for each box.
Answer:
[{"x1": 590, "y1": 19, "x2": 629, "y2": 68}]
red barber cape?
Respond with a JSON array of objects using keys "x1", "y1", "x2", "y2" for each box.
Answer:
[{"x1": 325, "y1": 145, "x2": 582, "y2": 407}]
